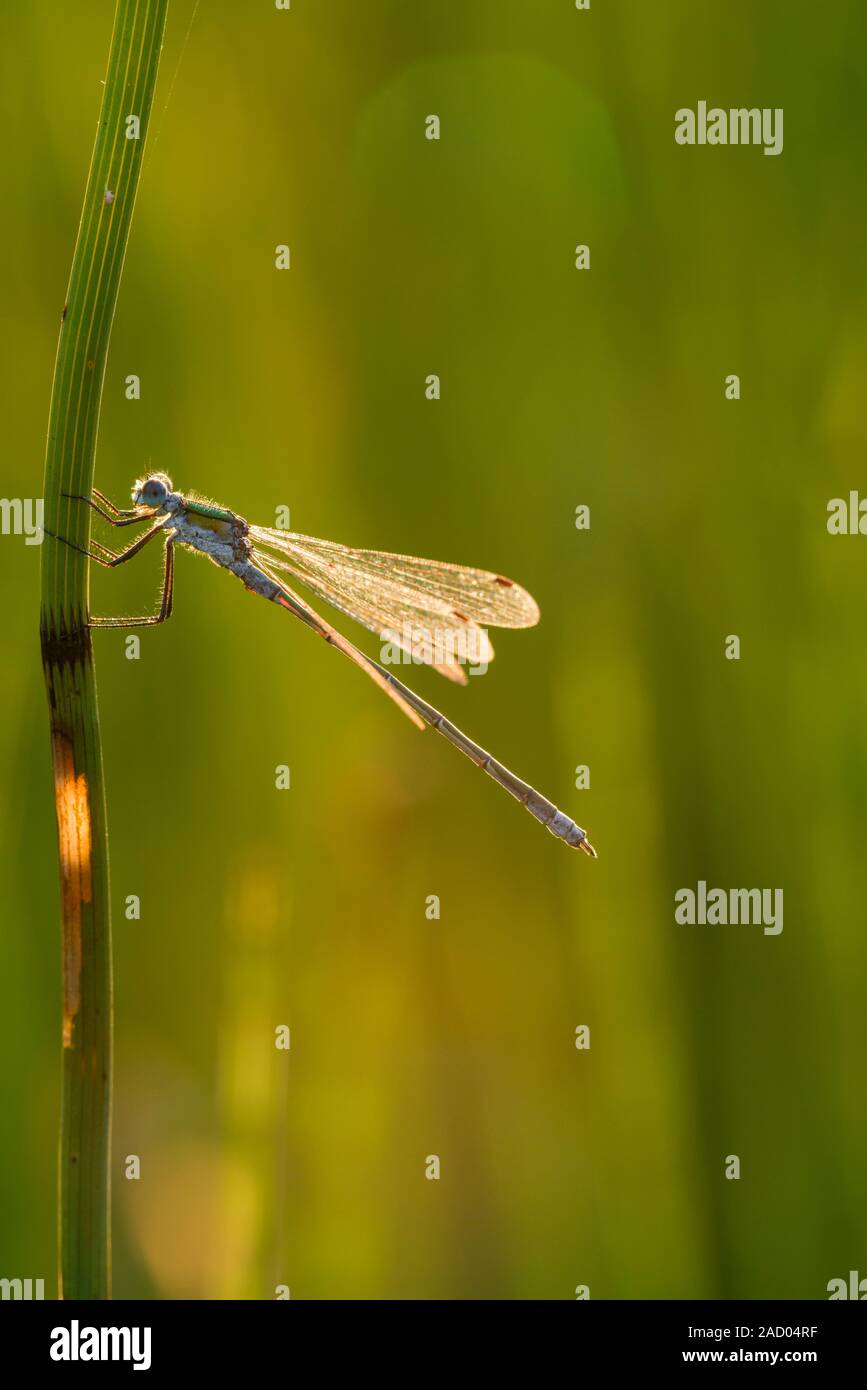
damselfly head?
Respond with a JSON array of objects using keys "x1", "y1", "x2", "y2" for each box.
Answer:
[{"x1": 132, "y1": 472, "x2": 173, "y2": 510}]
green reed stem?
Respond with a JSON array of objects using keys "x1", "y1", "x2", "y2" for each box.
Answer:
[{"x1": 40, "y1": 0, "x2": 169, "y2": 1300}]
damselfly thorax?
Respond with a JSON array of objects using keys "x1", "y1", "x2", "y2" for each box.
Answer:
[
  {"x1": 48, "y1": 472, "x2": 597, "y2": 856},
  {"x1": 153, "y1": 487, "x2": 287, "y2": 603}
]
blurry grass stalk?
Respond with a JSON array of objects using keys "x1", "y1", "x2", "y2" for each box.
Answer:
[{"x1": 40, "y1": 0, "x2": 169, "y2": 1299}]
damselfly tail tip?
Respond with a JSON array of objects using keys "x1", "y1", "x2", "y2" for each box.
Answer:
[{"x1": 549, "y1": 812, "x2": 597, "y2": 857}]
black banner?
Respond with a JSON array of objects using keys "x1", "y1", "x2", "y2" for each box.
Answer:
[{"x1": 1, "y1": 1299, "x2": 864, "y2": 1374}]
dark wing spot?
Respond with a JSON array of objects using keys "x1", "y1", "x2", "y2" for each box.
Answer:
[
  {"x1": 453, "y1": 610, "x2": 469, "y2": 622},
  {"x1": 495, "y1": 576, "x2": 513, "y2": 588}
]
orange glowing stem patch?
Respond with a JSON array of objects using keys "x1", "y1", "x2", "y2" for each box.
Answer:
[{"x1": 52, "y1": 735, "x2": 93, "y2": 1048}]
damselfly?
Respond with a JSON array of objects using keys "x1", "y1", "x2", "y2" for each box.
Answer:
[{"x1": 50, "y1": 473, "x2": 596, "y2": 856}]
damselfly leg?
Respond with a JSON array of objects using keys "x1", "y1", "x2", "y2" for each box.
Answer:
[
  {"x1": 45, "y1": 523, "x2": 175, "y2": 628},
  {"x1": 61, "y1": 488, "x2": 151, "y2": 526}
]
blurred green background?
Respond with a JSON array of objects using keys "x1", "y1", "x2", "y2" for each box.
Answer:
[{"x1": 2, "y1": 0, "x2": 866, "y2": 1300}]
